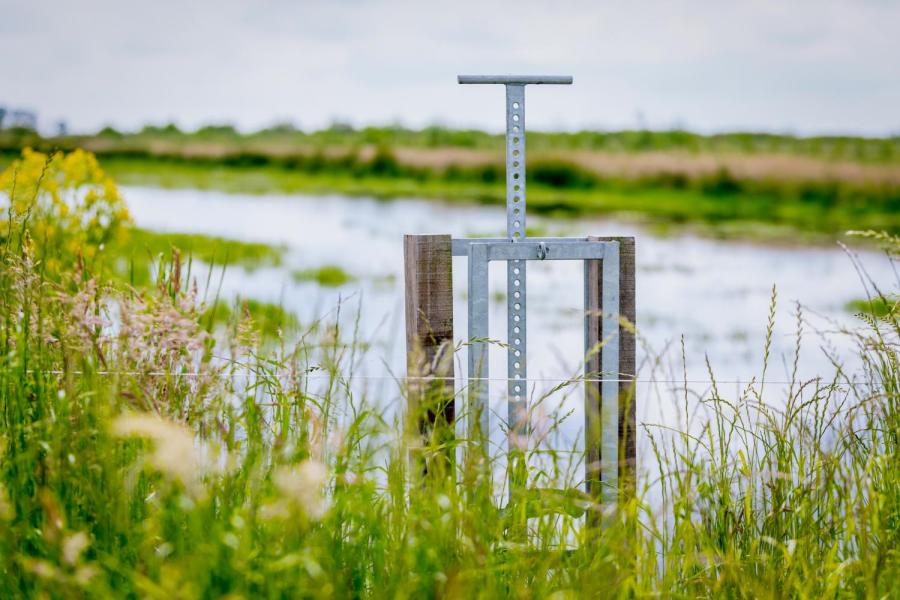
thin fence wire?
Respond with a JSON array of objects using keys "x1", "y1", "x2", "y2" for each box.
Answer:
[{"x1": 23, "y1": 370, "x2": 873, "y2": 387}]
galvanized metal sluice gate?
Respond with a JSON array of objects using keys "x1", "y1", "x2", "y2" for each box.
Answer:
[{"x1": 404, "y1": 76, "x2": 635, "y2": 508}]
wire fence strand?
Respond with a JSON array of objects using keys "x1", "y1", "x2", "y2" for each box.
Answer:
[{"x1": 23, "y1": 370, "x2": 874, "y2": 387}]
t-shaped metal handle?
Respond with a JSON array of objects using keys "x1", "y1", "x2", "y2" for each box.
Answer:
[
  {"x1": 456, "y1": 74, "x2": 573, "y2": 241},
  {"x1": 457, "y1": 75, "x2": 573, "y2": 85}
]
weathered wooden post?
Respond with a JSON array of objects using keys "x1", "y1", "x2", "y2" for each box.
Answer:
[{"x1": 404, "y1": 234, "x2": 455, "y2": 476}]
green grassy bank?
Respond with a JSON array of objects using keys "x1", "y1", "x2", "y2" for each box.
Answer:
[
  {"x1": 100, "y1": 156, "x2": 898, "y2": 242},
  {"x1": 105, "y1": 227, "x2": 284, "y2": 287},
  {"x1": 3, "y1": 126, "x2": 899, "y2": 242}
]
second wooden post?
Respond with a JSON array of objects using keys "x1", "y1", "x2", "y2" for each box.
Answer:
[{"x1": 585, "y1": 236, "x2": 636, "y2": 514}]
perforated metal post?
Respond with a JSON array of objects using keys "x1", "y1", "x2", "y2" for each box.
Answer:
[{"x1": 458, "y1": 75, "x2": 572, "y2": 448}]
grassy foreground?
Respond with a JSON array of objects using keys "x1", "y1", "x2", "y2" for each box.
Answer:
[{"x1": 1, "y1": 150, "x2": 900, "y2": 597}]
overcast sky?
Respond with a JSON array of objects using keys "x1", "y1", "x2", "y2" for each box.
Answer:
[{"x1": 2, "y1": 0, "x2": 899, "y2": 136}]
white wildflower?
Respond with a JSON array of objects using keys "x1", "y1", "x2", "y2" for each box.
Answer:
[
  {"x1": 112, "y1": 413, "x2": 221, "y2": 494},
  {"x1": 272, "y1": 460, "x2": 330, "y2": 520},
  {"x1": 62, "y1": 531, "x2": 89, "y2": 566},
  {"x1": 73, "y1": 565, "x2": 98, "y2": 586},
  {"x1": 25, "y1": 558, "x2": 59, "y2": 580}
]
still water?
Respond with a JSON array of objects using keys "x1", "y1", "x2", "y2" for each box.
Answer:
[{"x1": 124, "y1": 185, "x2": 894, "y2": 473}]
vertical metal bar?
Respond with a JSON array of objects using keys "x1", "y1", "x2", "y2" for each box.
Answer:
[
  {"x1": 584, "y1": 243, "x2": 621, "y2": 512},
  {"x1": 467, "y1": 243, "x2": 490, "y2": 442},
  {"x1": 505, "y1": 84, "x2": 528, "y2": 448},
  {"x1": 587, "y1": 237, "x2": 638, "y2": 505},
  {"x1": 584, "y1": 260, "x2": 600, "y2": 508},
  {"x1": 600, "y1": 245, "x2": 620, "y2": 506},
  {"x1": 505, "y1": 85, "x2": 526, "y2": 241}
]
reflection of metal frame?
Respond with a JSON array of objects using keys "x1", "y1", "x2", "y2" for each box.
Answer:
[{"x1": 457, "y1": 238, "x2": 621, "y2": 503}]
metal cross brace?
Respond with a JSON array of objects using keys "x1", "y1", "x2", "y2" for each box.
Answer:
[{"x1": 453, "y1": 238, "x2": 620, "y2": 501}]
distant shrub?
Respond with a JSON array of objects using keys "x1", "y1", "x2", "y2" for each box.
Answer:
[
  {"x1": 221, "y1": 152, "x2": 271, "y2": 168},
  {"x1": 194, "y1": 124, "x2": 239, "y2": 137},
  {"x1": 140, "y1": 123, "x2": 182, "y2": 136},
  {"x1": 367, "y1": 146, "x2": 401, "y2": 177},
  {"x1": 327, "y1": 120, "x2": 355, "y2": 133},
  {"x1": 644, "y1": 171, "x2": 690, "y2": 190},
  {"x1": 261, "y1": 121, "x2": 300, "y2": 134},
  {"x1": 475, "y1": 163, "x2": 502, "y2": 184},
  {"x1": 698, "y1": 167, "x2": 742, "y2": 196},
  {"x1": 797, "y1": 180, "x2": 841, "y2": 207},
  {"x1": 98, "y1": 126, "x2": 123, "y2": 138},
  {"x1": 529, "y1": 160, "x2": 597, "y2": 189}
]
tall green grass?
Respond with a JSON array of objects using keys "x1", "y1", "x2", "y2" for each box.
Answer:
[{"x1": 1, "y1": 157, "x2": 899, "y2": 597}]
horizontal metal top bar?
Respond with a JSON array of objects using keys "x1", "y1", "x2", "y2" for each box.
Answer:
[
  {"x1": 462, "y1": 240, "x2": 615, "y2": 262},
  {"x1": 452, "y1": 237, "x2": 590, "y2": 256},
  {"x1": 488, "y1": 241, "x2": 609, "y2": 261},
  {"x1": 457, "y1": 75, "x2": 573, "y2": 85}
]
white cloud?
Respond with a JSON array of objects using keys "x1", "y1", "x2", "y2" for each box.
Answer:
[{"x1": 1, "y1": 0, "x2": 898, "y2": 135}]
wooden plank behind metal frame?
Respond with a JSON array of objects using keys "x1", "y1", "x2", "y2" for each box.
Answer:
[
  {"x1": 585, "y1": 236, "x2": 636, "y2": 506},
  {"x1": 404, "y1": 234, "x2": 455, "y2": 474}
]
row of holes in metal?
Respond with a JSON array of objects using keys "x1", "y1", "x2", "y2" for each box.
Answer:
[
  {"x1": 510, "y1": 100, "x2": 523, "y2": 239},
  {"x1": 510, "y1": 100, "x2": 524, "y2": 400}
]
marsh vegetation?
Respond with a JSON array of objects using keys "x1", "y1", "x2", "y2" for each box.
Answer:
[
  {"x1": 0, "y1": 150, "x2": 898, "y2": 597},
  {"x1": 3, "y1": 125, "x2": 899, "y2": 241}
]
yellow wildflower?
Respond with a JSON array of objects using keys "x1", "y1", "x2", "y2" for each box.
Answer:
[{"x1": 0, "y1": 148, "x2": 132, "y2": 274}]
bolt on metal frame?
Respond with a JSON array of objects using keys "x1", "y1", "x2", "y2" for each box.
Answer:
[{"x1": 456, "y1": 76, "x2": 623, "y2": 504}]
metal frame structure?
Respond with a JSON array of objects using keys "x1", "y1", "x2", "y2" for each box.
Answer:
[{"x1": 455, "y1": 76, "x2": 624, "y2": 503}]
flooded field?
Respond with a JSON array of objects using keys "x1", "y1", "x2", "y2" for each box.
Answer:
[{"x1": 125, "y1": 185, "x2": 895, "y2": 459}]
